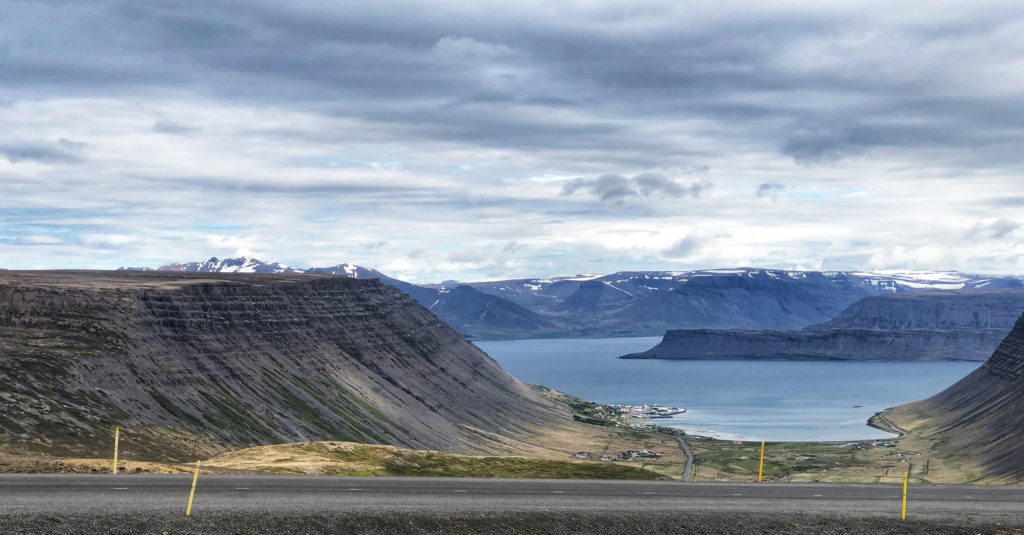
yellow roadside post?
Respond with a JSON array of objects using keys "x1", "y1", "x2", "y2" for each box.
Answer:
[
  {"x1": 757, "y1": 440, "x2": 765, "y2": 482},
  {"x1": 901, "y1": 471, "x2": 909, "y2": 521},
  {"x1": 185, "y1": 461, "x2": 201, "y2": 517},
  {"x1": 111, "y1": 426, "x2": 120, "y2": 475}
]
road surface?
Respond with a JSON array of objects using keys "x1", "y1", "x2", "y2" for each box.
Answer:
[
  {"x1": 2, "y1": 475, "x2": 1023, "y2": 534},
  {"x1": 673, "y1": 435, "x2": 695, "y2": 481},
  {"x1": 1, "y1": 474, "x2": 1022, "y2": 517}
]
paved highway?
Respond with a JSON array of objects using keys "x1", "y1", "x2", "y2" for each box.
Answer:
[{"x1": 1, "y1": 474, "x2": 1022, "y2": 520}]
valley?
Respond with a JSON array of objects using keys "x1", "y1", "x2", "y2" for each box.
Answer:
[
  {"x1": 2, "y1": 265, "x2": 1023, "y2": 488},
  {"x1": 0, "y1": 270, "x2": 692, "y2": 480}
]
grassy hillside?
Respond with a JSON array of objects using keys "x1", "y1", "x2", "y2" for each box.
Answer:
[{"x1": 206, "y1": 441, "x2": 662, "y2": 479}]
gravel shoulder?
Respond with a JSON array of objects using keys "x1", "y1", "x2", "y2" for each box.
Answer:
[{"x1": 2, "y1": 510, "x2": 1022, "y2": 535}]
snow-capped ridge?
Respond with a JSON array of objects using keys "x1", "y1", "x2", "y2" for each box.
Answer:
[{"x1": 156, "y1": 256, "x2": 303, "y2": 274}]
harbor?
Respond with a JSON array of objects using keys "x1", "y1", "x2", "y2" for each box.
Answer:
[{"x1": 614, "y1": 404, "x2": 687, "y2": 419}]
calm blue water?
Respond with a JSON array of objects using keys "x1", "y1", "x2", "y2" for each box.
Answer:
[{"x1": 475, "y1": 337, "x2": 981, "y2": 442}]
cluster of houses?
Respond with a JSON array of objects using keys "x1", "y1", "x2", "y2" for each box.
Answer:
[
  {"x1": 613, "y1": 404, "x2": 687, "y2": 419},
  {"x1": 571, "y1": 449, "x2": 662, "y2": 461},
  {"x1": 613, "y1": 450, "x2": 662, "y2": 461},
  {"x1": 566, "y1": 402, "x2": 687, "y2": 463}
]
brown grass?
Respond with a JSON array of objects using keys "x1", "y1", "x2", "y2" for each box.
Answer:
[{"x1": 204, "y1": 441, "x2": 662, "y2": 480}]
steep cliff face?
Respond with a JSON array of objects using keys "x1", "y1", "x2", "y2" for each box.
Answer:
[
  {"x1": 0, "y1": 271, "x2": 557, "y2": 460},
  {"x1": 623, "y1": 291, "x2": 1024, "y2": 361},
  {"x1": 886, "y1": 313, "x2": 1024, "y2": 480}
]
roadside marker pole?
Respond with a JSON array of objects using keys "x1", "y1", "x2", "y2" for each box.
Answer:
[
  {"x1": 112, "y1": 426, "x2": 120, "y2": 475},
  {"x1": 900, "y1": 471, "x2": 909, "y2": 521},
  {"x1": 185, "y1": 461, "x2": 201, "y2": 517},
  {"x1": 757, "y1": 440, "x2": 765, "y2": 483}
]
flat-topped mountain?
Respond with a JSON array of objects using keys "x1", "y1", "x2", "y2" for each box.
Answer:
[
  {"x1": 0, "y1": 271, "x2": 558, "y2": 460},
  {"x1": 812, "y1": 291, "x2": 1024, "y2": 331},
  {"x1": 129, "y1": 257, "x2": 564, "y2": 339},
  {"x1": 622, "y1": 291, "x2": 1024, "y2": 361},
  {"x1": 884, "y1": 312, "x2": 1024, "y2": 481}
]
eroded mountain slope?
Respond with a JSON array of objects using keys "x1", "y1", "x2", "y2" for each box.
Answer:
[
  {"x1": 0, "y1": 271, "x2": 559, "y2": 461},
  {"x1": 885, "y1": 312, "x2": 1024, "y2": 481}
]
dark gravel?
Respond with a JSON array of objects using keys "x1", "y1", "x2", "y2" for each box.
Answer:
[{"x1": 2, "y1": 511, "x2": 1023, "y2": 535}]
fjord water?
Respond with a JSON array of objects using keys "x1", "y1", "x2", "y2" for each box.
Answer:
[{"x1": 476, "y1": 337, "x2": 980, "y2": 441}]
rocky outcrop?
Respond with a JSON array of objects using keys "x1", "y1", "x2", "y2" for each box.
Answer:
[
  {"x1": 622, "y1": 291, "x2": 1024, "y2": 361},
  {"x1": 0, "y1": 271, "x2": 557, "y2": 461},
  {"x1": 886, "y1": 313, "x2": 1024, "y2": 480}
]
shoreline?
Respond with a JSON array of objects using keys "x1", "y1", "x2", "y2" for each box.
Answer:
[{"x1": 865, "y1": 411, "x2": 908, "y2": 438}]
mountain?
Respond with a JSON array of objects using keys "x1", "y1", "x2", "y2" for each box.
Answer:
[
  {"x1": 883, "y1": 311, "x2": 1024, "y2": 481},
  {"x1": 622, "y1": 290, "x2": 1024, "y2": 361},
  {"x1": 427, "y1": 285, "x2": 564, "y2": 340},
  {"x1": 0, "y1": 270, "x2": 559, "y2": 461},
  {"x1": 458, "y1": 269, "x2": 1024, "y2": 337},
  {"x1": 139, "y1": 257, "x2": 543, "y2": 339},
  {"x1": 554, "y1": 280, "x2": 636, "y2": 316},
  {"x1": 461, "y1": 269, "x2": 1024, "y2": 307},
  {"x1": 122, "y1": 259, "x2": 1024, "y2": 340},
  {"x1": 812, "y1": 291, "x2": 1024, "y2": 331}
]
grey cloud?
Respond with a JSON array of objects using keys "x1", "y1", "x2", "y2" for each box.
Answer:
[
  {"x1": 153, "y1": 120, "x2": 200, "y2": 135},
  {"x1": 1, "y1": 1, "x2": 1021, "y2": 175},
  {"x1": 781, "y1": 127, "x2": 866, "y2": 165},
  {"x1": 966, "y1": 219, "x2": 1020, "y2": 240},
  {"x1": 562, "y1": 174, "x2": 631, "y2": 203},
  {"x1": 663, "y1": 234, "x2": 703, "y2": 259},
  {"x1": 501, "y1": 241, "x2": 526, "y2": 254},
  {"x1": 359, "y1": 240, "x2": 389, "y2": 250},
  {"x1": 447, "y1": 248, "x2": 481, "y2": 263},
  {"x1": 0, "y1": 139, "x2": 85, "y2": 164},
  {"x1": 562, "y1": 173, "x2": 712, "y2": 204},
  {"x1": 3, "y1": 1, "x2": 1024, "y2": 277},
  {"x1": 756, "y1": 182, "x2": 786, "y2": 201},
  {"x1": 433, "y1": 36, "x2": 516, "y2": 62},
  {"x1": 994, "y1": 196, "x2": 1024, "y2": 207}
]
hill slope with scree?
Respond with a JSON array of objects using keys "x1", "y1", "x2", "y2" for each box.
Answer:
[
  {"x1": 0, "y1": 271, "x2": 560, "y2": 461},
  {"x1": 884, "y1": 311, "x2": 1024, "y2": 481}
]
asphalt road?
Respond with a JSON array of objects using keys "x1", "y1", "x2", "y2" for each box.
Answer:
[
  {"x1": 673, "y1": 435, "x2": 695, "y2": 481},
  {"x1": 1, "y1": 474, "x2": 1022, "y2": 520}
]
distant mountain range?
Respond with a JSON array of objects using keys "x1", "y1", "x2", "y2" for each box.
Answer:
[{"x1": 120, "y1": 257, "x2": 1024, "y2": 340}]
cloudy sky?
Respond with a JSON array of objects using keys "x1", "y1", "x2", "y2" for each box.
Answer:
[{"x1": 2, "y1": 0, "x2": 1023, "y2": 281}]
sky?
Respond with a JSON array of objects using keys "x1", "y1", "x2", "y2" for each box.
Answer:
[{"x1": 1, "y1": 0, "x2": 1023, "y2": 282}]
